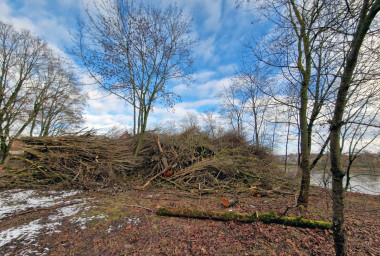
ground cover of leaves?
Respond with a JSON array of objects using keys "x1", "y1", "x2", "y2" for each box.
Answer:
[{"x1": 0, "y1": 186, "x2": 379, "y2": 256}]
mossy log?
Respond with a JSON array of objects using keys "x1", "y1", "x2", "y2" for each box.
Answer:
[{"x1": 156, "y1": 207, "x2": 332, "y2": 230}]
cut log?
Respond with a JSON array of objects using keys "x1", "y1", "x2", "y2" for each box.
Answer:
[
  {"x1": 156, "y1": 207, "x2": 332, "y2": 230},
  {"x1": 221, "y1": 197, "x2": 238, "y2": 207}
]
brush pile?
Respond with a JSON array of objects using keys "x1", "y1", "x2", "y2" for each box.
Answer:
[
  {"x1": 139, "y1": 129, "x2": 283, "y2": 192},
  {"x1": 2, "y1": 129, "x2": 287, "y2": 191},
  {"x1": 2, "y1": 133, "x2": 140, "y2": 188}
]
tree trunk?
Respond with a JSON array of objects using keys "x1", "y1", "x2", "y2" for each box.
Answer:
[
  {"x1": 133, "y1": 90, "x2": 136, "y2": 135},
  {"x1": 329, "y1": 2, "x2": 380, "y2": 255},
  {"x1": 284, "y1": 119, "x2": 291, "y2": 172},
  {"x1": 330, "y1": 121, "x2": 347, "y2": 256},
  {"x1": 29, "y1": 118, "x2": 36, "y2": 137},
  {"x1": 297, "y1": 82, "x2": 311, "y2": 207},
  {"x1": 253, "y1": 106, "x2": 260, "y2": 147},
  {"x1": 344, "y1": 163, "x2": 352, "y2": 190},
  {"x1": 134, "y1": 132, "x2": 144, "y2": 157},
  {"x1": 332, "y1": 172, "x2": 347, "y2": 255},
  {"x1": 271, "y1": 116, "x2": 277, "y2": 151},
  {"x1": 134, "y1": 107, "x2": 150, "y2": 156},
  {"x1": 0, "y1": 140, "x2": 11, "y2": 167}
]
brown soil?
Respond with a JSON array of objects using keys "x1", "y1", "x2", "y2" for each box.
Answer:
[{"x1": 1, "y1": 186, "x2": 379, "y2": 256}]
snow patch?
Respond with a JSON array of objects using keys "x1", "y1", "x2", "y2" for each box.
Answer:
[
  {"x1": 70, "y1": 214, "x2": 107, "y2": 230},
  {"x1": 0, "y1": 218, "x2": 43, "y2": 247},
  {"x1": 0, "y1": 189, "x2": 87, "y2": 253},
  {"x1": 0, "y1": 189, "x2": 79, "y2": 220},
  {"x1": 126, "y1": 217, "x2": 141, "y2": 225}
]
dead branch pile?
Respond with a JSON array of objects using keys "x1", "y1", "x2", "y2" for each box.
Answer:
[
  {"x1": 136, "y1": 129, "x2": 287, "y2": 192},
  {"x1": 2, "y1": 134, "x2": 140, "y2": 188},
  {"x1": 2, "y1": 128, "x2": 289, "y2": 191}
]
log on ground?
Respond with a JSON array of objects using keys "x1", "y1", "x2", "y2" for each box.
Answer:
[{"x1": 156, "y1": 207, "x2": 332, "y2": 229}]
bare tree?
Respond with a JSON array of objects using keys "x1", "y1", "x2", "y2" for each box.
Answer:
[
  {"x1": 218, "y1": 81, "x2": 247, "y2": 136},
  {"x1": 340, "y1": 82, "x2": 380, "y2": 190},
  {"x1": 29, "y1": 56, "x2": 86, "y2": 137},
  {"x1": 200, "y1": 109, "x2": 219, "y2": 137},
  {"x1": 240, "y1": 0, "x2": 347, "y2": 207},
  {"x1": 74, "y1": 0, "x2": 196, "y2": 156},
  {"x1": 282, "y1": 105, "x2": 299, "y2": 172},
  {"x1": 0, "y1": 21, "x2": 50, "y2": 165},
  {"x1": 180, "y1": 111, "x2": 199, "y2": 131},
  {"x1": 239, "y1": 1, "x2": 380, "y2": 253},
  {"x1": 329, "y1": 1, "x2": 380, "y2": 254},
  {"x1": 235, "y1": 65, "x2": 272, "y2": 147}
]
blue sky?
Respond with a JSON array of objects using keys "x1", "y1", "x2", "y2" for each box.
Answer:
[
  {"x1": 2, "y1": 1, "x2": 380, "y2": 156},
  {"x1": 0, "y1": 0, "x2": 270, "y2": 132}
]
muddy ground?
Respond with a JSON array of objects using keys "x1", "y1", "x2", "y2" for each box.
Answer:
[{"x1": 0, "y1": 186, "x2": 379, "y2": 256}]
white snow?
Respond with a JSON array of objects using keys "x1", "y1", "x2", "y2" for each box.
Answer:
[
  {"x1": 48, "y1": 201, "x2": 87, "y2": 222},
  {"x1": 0, "y1": 189, "x2": 87, "y2": 253},
  {"x1": 106, "y1": 217, "x2": 140, "y2": 233},
  {"x1": 126, "y1": 217, "x2": 141, "y2": 225},
  {"x1": 70, "y1": 214, "x2": 107, "y2": 230},
  {"x1": 0, "y1": 218, "x2": 43, "y2": 247},
  {"x1": 0, "y1": 189, "x2": 140, "y2": 255},
  {"x1": 0, "y1": 189, "x2": 79, "y2": 220}
]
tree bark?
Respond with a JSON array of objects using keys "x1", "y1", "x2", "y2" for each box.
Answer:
[
  {"x1": 329, "y1": 1, "x2": 380, "y2": 255},
  {"x1": 297, "y1": 82, "x2": 311, "y2": 207}
]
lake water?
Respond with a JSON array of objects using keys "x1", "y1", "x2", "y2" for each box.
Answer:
[{"x1": 284, "y1": 167, "x2": 380, "y2": 195}]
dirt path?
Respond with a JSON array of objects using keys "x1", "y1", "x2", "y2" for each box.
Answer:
[{"x1": 0, "y1": 187, "x2": 379, "y2": 255}]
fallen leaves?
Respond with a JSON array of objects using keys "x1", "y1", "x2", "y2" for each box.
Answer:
[{"x1": 1, "y1": 187, "x2": 379, "y2": 255}]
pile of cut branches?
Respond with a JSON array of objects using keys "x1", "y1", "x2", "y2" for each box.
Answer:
[
  {"x1": 1, "y1": 134, "x2": 140, "y2": 188},
  {"x1": 2, "y1": 129, "x2": 289, "y2": 191},
  {"x1": 136, "y1": 129, "x2": 288, "y2": 192}
]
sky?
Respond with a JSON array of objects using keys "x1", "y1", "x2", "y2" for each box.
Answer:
[
  {"x1": 1, "y1": 0, "x2": 380, "y2": 156},
  {"x1": 0, "y1": 0, "x2": 270, "y2": 133}
]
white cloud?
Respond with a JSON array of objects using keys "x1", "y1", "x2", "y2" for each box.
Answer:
[
  {"x1": 86, "y1": 95, "x2": 128, "y2": 115},
  {"x1": 196, "y1": 35, "x2": 218, "y2": 63},
  {"x1": 0, "y1": 1, "x2": 11, "y2": 18},
  {"x1": 173, "y1": 72, "x2": 232, "y2": 100},
  {"x1": 171, "y1": 76, "x2": 232, "y2": 104},
  {"x1": 172, "y1": 83, "x2": 190, "y2": 95},
  {"x1": 193, "y1": 70, "x2": 216, "y2": 82},
  {"x1": 84, "y1": 113, "x2": 132, "y2": 131},
  {"x1": 158, "y1": 0, "x2": 224, "y2": 34},
  {"x1": 194, "y1": 77, "x2": 231, "y2": 98},
  {"x1": 0, "y1": 0, "x2": 75, "y2": 50},
  {"x1": 217, "y1": 64, "x2": 237, "y2": 75},
  {"x1": 148, "y1": 98, "x2": 219, "y2": 127},
  {"x1": 177, "y1": 99, "x2": 219, "y2": 109}
]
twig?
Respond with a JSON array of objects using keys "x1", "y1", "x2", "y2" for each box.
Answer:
[
  {"x1": 159, "y1": 176, "x2": 191, "y2": 192},
  {"x1": 134, "y1": 163, "x2": 178, "y2": 191}
]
